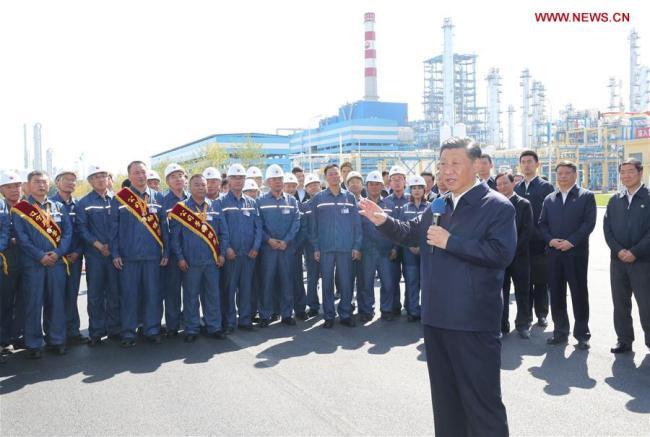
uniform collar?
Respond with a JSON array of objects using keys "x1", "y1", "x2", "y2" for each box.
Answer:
[
  {"x1": 325, "y1": 187, "x2": 346, "y2": 197},
  {"x1": 28, "y1": 195, "x2": 51, "y2": 208},
  {"x1": 52, "y1": 192, "x2": 73, "y2": 205},
  {"x1": 91, "y1": 189, "x2": 112, "y2": 200},
  {"x1": 619, "y1": 184, "x2": 646, "y2": 199},
  {"x1": 556, "y1": 184, "x2": 579, "y2": 198},
  {"x1": 450, "y1": 180, "x2": 485, "y2": 206},
  {"x1": 186, "y1": 196, "x2": 209, "y2": 208}
]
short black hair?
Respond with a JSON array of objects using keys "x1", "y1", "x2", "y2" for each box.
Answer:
[
  {"x1": 494, "y1": 173, "x2": 514, "y2": 184},
  {"x1": 27, "y1": 170, "x2": 47, "y2": 183},
  {"x1": 323, "y1": 163, "x2": 339, "y2": 176},
  {"x1": 519, "y1": 150, "x2": 539, "y2": 163},
  {"x1": 381, "y1": 170, "x2": 389, "y2": 177},
  {"x1": 340, "y1": 162, "x2": 353, "y2": 170},
  {"x1": 121, "y1": 178, "x2": 132, "y2": 188},
  {"x1": 619, "y1": 158, "x2": 643, "y2": 172},
  {"x1": 291, "y1": 166, "x2": 304, "y2": 174},
  {"x1": 420, "y1": 171, "x2": 434, "y2": 181},
  {"x1": 439, "y1": 137, "x2": 482, "y2": 161},
  {"x1": 555, "y1": 160, "x2": 577, "y2": 172},
  {"x1": 127, "y1": 160, "x2": 147, "y2": 173},
  {"x1": 221, "y1": 179, "x2": 229, "y2": 188},
  {"x1": 480, "y1": 153, "x2": 492, "y2": 164},
  {"x1": 189, "y1": 174, "x2": 206, "y2": 184}
]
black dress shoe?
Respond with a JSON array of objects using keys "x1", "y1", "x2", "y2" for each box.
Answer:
[
  {"x1": 610, "y1": 342, "x2": 632, "y2": 354},
  {"x1": 381, "y1": 312, "x2": 394, "y2": 322},
  {"x1": 537, "y1": 317, "x2": 548, "y2": 328},
  {"x1": 166, "y1": 330, "x2": 179, "y2": 339},
  {"x1": 281, "y1": 317, "x2": 296, "y2": 326},
  {"x1": 392, "y1": 307, "x2": 402, "y2": 316},
  {"x1": 146, "y1": 334, "x2": 162, "y2": 344},
  {"x1": 340, "y1": 318, "x2": 356, "y2": 327},
  {"x1": 107, "y1": 334, "x2": 121, "y2": 341},
  {"x1": 238, "y1": 324, "x2": 254, "y2": 331},
  {"x1": 323, "y1": 320, "x2": 334, "y2": 329},
  {"x1": 210, "y1": 331, "x2": 225, "y2": 339},
  {"x1": 307, "y1": 308, "x2": 319, "y2": 318},
  {"x1": 27, "y1": 349, "x2": 42, "y2": 359},
  {"x1": 120, "y1": 339, "x2": 136, "y2": 348},
  {"x1": 88, "y1": 337, "x2": 103, "y2": 347},
  {"x1": 270, "y1": 314, "x2": 280, "y2": 322},
  {"x1": 407, "y1": 315, "x2": 421, "y2": 323},
  {"x1": 295, "y1": 312, "x2": 308, "y2": 321},
  {"x1": 184, "y1": 334, "x2": 197, "y2": 343},
  {"x1": 252, "y1": 315, "x2": 261, "y2": 324},
  {"x1": 359, "y1": 313, "x2": 373, "y2": 323},
  {"x1": 136, "y1": 327, "x2": 144, "y2": 337},
  {"x1": 576, "y1": 339, "x2": 590, "y2": 350},
  {"x1": 69, "y1": 334, "x2": 90, "y2": 344},
  {"x1": 546, "y1": 336, "x2": 568, "y2": 345},
  {"x1": 224, "y1": 326, "x2": 235, "y2": 335},
  {"x1": 259, "y1": 319, "x2": 270, "y2": 328},
  {"x1": 12, "y1": 339, "x2": 26, "y2": 350},
  {"x1": 1, "y1": 346, "x2": 13, "y2": 355}
]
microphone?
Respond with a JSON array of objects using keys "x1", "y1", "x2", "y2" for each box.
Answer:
[{"x1": 429, "y1": 197, "x2": 446, "y2": 253}]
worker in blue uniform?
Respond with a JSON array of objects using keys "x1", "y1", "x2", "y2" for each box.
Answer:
[
  {"x1": 0, "y1": 170, "x2": 25, "y2": 354},
  {"x1": 170, "y1": 174, "x2": 229, "y2": 341},
  {"x1": 302, "y1": 174, "x2": 323, "y2": 318},
  {"x1": 309, "y1": 163, "x2": 362, "y2": 328},
  {"x1": 257, "y1": 165, "x2": 301, "y2": 326},
  {"x1": 13, "y1": 170, "x2": 72, "y2": 358},
  {"x1": 52, "y1": 169, "x2": 88, "y2": 344},
  {"x1": 358, "y1": 170, "x2": 394, "y2": 323},
  {"x1": 216, "y1": 164, "x2": 262, "y2": 333},
  {"x1": 383, "y1": 165, "x2": 411, "y2": 317},
  {"x1": 0, "y1": 196, "x2": 9, "y2": 361},
  {"x1": 161, "y1": 163, "x2": 188, "y2": 337},
  {"x1": 283, "y1": 173, "x2": 309, "y2": 320},
  {"x1": 110, "y1": 161, "x2": 169, "y2": 348},
  {"x1": 402, "y1": 175, "x2": 429, "y2": 322},
  {"x1": 77, "y1": 165, "x2": 121, "y2": 346}
]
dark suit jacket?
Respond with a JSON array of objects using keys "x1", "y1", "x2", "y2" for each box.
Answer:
[
  {"x1": 378, "y1": 182, "x2": 517, "y2": 332},
  {"x1": 509, "y1": 193, "x2": 534, "y2": 258},
  {"x1": 603, "y1": 185, "x2": 650, "y2": 262},
  {"x1": 485, "y1": 176, "x2": 497, "y2": 191},
  {"x1": 539, "y1": 185, "x2": 597, "y2": 257},
  {"x1": 515, "y1": 176, "x2": 555, "y2": 255},
  {"x1": 294, "y1": 190, "x2": 310, "y2": 203}
]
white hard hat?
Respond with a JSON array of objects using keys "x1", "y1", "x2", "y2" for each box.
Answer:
[
  {"x1": 283, "y1": 173, "x2": 298, "y2": 185},
  {"x1": 265, "y1": 164, "x2": 284, "y2": 180},
  {"x1": 87, "y1": 164, "x2": 109, "y2": 178},
  {"x1": 388, "y1": 165, "x2": 407, "y2": 178},
  {"x1": 227, "y1": 163, "x2": 247, "y2": 177},
  {"x1": 202, "y1": 167, "x2": 222, "y2": 180},
  {"x1": 346, "y1": 171, "x2": 363, "y2": 184},
  {"x1": 164, "y1": 163, "x2": 185, "y2": 179},
  {"x1": 304, "y1": 173, "x2": 320, "y2": 187},
  {"x1": 365, "y1": 170, "x2": 383, "y2": 184},
  {"x1": 246, "y1": 166, "x2": 263, "y2": 178},
  {"x1": 0, "y1": 170, "x2": 24, "y2": 186},
  {"x1": 146, "y1": 170, "x2": 161, "y2": 181},
  {"x1": 55, "y1": 169, "x2": 77, "y2": 179},
  {"x1": 408, "y1": 175, "x2": 426, "y2": 187},
  {"x1": 243, "y1": 179, "x2": 259, "y2": 192}
]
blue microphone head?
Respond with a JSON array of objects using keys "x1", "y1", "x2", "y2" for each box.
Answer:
[{"x1": 430, "y1": 197, "x2": 446, "y2": 215}]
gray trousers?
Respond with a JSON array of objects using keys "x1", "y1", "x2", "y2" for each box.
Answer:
[{"x1": 610, "y1": 259, "x2": 650, "y2": 347}]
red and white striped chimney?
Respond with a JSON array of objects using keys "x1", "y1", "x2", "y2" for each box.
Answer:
[{"x1": 364, "y1": 12, "x2": 378, "y2": 101}]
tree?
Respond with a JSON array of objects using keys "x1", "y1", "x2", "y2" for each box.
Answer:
[{"x1": 235, "y1": 135, "x2": 263, "y2": 168}]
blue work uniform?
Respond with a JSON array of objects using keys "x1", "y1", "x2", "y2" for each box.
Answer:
[
  {"x1": 77, "y1": 190, "x2": 121, "y2": 339},
  {"x1": 383, "y1": 192, "x2": 410, "y2": 314},
  {"x1": 309, "y1": 188, "x2": 362, "y2": 321},
  {"x1": 0, "y1": 202, "x2": 9, "y2": 344},
  {"x1": 52, "y1": 192, "x2": 84, "y2": 338},
  {"x1": 110, "y1": 187, "x2": 168, "y2": 340},
  {"x1": 401, "y1": 200, "x2": 429, "y2": 318},
  {"x1": 12, "y1": 196, "x2": 72, "y2": 350},
  {"x1": 161, "y1": 190, "x2": 188, "y2": 333},
  {"x1": 0, "y1": 200, "x2": 25, "y2": 348},
  {"x1": 292, "y1": 200, "x2": 310, "y2": 315},
  {"x1": 217, "y1": 191, "x2": 262, "y2": 328},
  {"x1": 170, "y1": 197, "x2": 229, "y2": 335},
  {"x1": 359, "y1": 197, "x2": 395, "y2": 317},
  {"x1": 302, "y1": 199, "x2": 321, "y2": 313},
  {"x1": 258, "y1": 191, "x2": 300, "y2": 321}
]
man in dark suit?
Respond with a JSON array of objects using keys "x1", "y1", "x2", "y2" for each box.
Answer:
[
  {"x1": 603, "y1": 158, "x2": 650, "y2": 353},
  {"x1": 421, "y1": 171, "x2": 437, "y2": 201},
  {"x1": 539, "y1": 160, "x2": 596, "y2": 349},
  {"x1": 360, "y1": 137, "x2": 515, "y2": 437},
  {"x1": 292, "y1": 166, "x2": 310, "y2": 203},
  {"x1": 515, "y1": 150, "x2": 555, "y2": 327},
  {"x1": 496, "y1": 173, "x2": 534, "y2": 338},
  {"x1": 478, "y1": 153, "x2": 497, "y2": 190}
]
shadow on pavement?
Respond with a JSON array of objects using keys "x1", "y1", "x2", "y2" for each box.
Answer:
[
  {"x1": 527, "y1": 345, "x2": 597, "y2": 396},
  {"x1": 605, "y1": 353, "x2": 650, "y2": 414}
]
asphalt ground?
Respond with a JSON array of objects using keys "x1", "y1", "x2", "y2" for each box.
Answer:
[{"x1": 1, "y1": 209, "x2": 649, "y2": 436}]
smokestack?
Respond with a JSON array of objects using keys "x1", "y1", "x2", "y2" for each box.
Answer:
[
  {"x1": 364, "y1": 12, "x2": 378, "y2": 101},
  {"x1": 33, "y1": 122, "x2": 43, "y2": 171}
]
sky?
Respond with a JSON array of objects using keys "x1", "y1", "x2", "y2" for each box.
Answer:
[{"x1": 0, "y1": 0, "x2": 647, "y2": 174}]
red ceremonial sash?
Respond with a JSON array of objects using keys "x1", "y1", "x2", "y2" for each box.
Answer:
[
  {"x1": 168, "y1": 201, "x2": 220, "y2": 264},
  {"x1": 115, "y1": 188, "x2": 163, "y2": 249},
  {"x1": 11, "y1": 199, "x2": 70, "y2": 274}
]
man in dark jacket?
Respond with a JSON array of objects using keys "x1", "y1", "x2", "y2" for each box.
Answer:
[
  {"x1": 478, "y1": 153, "x2": 497, "y2": 190},
  {"x1": 496, "y1": 173, "x2": 534, "y2": 338},
  {"x1": 539, "y1": 160, "x2": 596, "y2": 349},
  {"x1": 360, "y1": 137, "x2": 515, "y2": 437},
  {"x1": 603, "y1": 158, "x2": 650, "y2": 353},
  {"x1": 515, "y1": 150, "x2": 555, "y2": 327}
]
